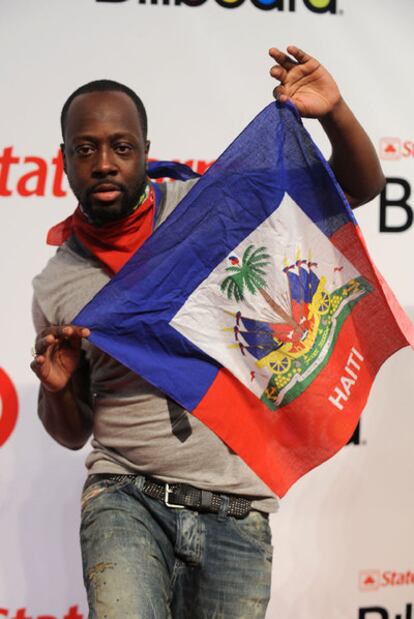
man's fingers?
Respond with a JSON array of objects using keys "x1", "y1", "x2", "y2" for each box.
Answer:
[
  {"x1": 30, "y1": 359, "x2": 39, "y2": 375},
  {"x1": 35, "y1": 325, "x2": 90, "y2": 351},
  {"x1": 270, "y1": 65, "x2": 287, "y2": 83},
  {"x1": 34, "y1": 334, "x2": 57, "y2": 355},
  {"x1": 269, "y1": 47, "x2": 298, "y2": 70},
  {"x1": 53, "y1": 325, "x2": 90, "y2": 339},
  {"x1": 269, "y1": 46, "x2": 313, "y2": 71},
  {"x1": 273, "y1": 85, "x2": 289, "y2": 103},
  {"x1": 30, "y1": 356, "x2": 48, "y2": 378},
  {"x1": 286, "y1": 46, "x2": 312, "y2": 65},
  {"x1": 31, "y1": 355, "x2": 44, "y2": 368},
  {"x1": 269, "y1": 46, "x2": 315, "y2": 90}
]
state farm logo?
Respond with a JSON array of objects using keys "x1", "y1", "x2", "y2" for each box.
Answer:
[
  {"x1": 359, "y1": 570, "x2": 381, "y2": 591},
  {"x1": 359, "y1": 570, "x2": 414, "y2": 592},
  {"x1": 0, "y1": 367, "x2": 18, "y2": 447},
  {"x1": 379, "y1": 138, "x2": 414, "y2": 161},
  {"x1": 380, "y1": 138, "x2": 401, "y2": 160}
]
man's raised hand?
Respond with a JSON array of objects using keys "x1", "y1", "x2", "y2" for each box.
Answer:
[{"x1": 269, "y1": 46, "x2": 342, "y2": 119}]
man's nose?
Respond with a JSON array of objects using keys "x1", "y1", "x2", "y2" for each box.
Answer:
[{"x1": 92, "y1": 147, "x2": 117, "y2": 176}]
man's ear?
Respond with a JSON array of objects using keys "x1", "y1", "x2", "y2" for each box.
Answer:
[
  {"x1": 145, "y1": 140, "x2": 151, "y2": 164},
  {"x1": 60, "y1": 143, "x2": 67, "y2": 174}
]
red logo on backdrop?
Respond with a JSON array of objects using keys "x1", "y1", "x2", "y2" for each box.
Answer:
[
  {"x1": 359, "y1": 570, "x2": 414, "y2": 592},
  {"x1": 379, "y1": 138, "x2": 414, "y2": 160},
  {"x1": 359, "y1": 570, "x2": 381, "y2": 591},
  {"x1": 0, "y1": 148, "x2": 67, "y2": 197},
  {"x1": 380, "y1": 138, "x2": 401, "y2": 160},
  {"x1": 0, "y1": 605, "x2": 83, "y2": 618},
  {"x1": 0, "y1": 367, "x2": 18, "y2": 447}
]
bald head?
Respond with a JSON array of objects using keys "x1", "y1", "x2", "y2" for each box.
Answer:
[{"x1": 60, "y1": 79, "x2": 148, "y2": 141}]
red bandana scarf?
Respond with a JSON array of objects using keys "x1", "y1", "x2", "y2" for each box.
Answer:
[{"x1": 47, "y1": 185, "x2": 156, "y2": 274}]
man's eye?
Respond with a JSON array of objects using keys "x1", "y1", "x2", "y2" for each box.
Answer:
[
  {"x1": 75, "y1": 145, "x2": 95, "y2": 157},
  {"x1": 115, "y1": 143, "x2": 132, "y2": 154}
]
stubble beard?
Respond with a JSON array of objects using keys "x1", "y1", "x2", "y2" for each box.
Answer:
[{"x1": 72, "y1": 176, "x2": 148, "y2": 227}]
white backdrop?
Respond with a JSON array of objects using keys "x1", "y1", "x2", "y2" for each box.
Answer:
[{"x1": 1, "y1": 1, "x2": 414, "y2": 617}]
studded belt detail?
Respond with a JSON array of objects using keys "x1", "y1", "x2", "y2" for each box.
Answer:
[{"x1": 90, "y1": 473, "x2": 252, "y2": 519}]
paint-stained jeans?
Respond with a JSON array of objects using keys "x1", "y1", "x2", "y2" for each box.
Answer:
[{"x1": 80, "y1": 475, "x2": 273, "y2": 619}]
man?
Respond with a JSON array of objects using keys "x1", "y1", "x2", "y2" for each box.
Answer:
[{"x1": 31, "y1": 46, "x2": 384, "y2": 618}]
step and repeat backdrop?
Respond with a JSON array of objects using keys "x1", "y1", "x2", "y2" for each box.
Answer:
[{"x1": 1, "y1": 1, "x2": 414, "y2": 617}]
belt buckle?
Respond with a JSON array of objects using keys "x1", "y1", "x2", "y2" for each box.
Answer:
[{"x1": 164, "y1": 483, "x2": 185, "y2": 509}]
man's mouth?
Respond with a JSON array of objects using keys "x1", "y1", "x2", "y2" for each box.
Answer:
[{"x1": 91, "y1": 184, "x2": 123, "y2": 203}]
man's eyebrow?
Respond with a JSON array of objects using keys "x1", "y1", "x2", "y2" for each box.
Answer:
[
  {"x1": 110, "y1": 132, "x2": 140, "y2": 142},
  {"x1": 70, "y1": 134, "x2": 93, "y2": 141},
  {"x1": 71, "y1": 132, "x2": 139, "y2": 142}
]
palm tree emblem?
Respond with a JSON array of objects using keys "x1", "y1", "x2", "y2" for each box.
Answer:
[{"x1": 220, "y1": 244, "x2": 303, "y2": 334}]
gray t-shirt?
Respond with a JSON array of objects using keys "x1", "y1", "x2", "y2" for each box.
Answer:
[{"x1": 33, "y1": 180, "x2": 279, "y2": 513}]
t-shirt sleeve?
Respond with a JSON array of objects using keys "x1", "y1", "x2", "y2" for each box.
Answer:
[
  {"x1": 32, "y1": 294, "x2": 50, "y2": 335},
  {"x1": 155, "y1": 178, "x2": 199, "y2": 228}
]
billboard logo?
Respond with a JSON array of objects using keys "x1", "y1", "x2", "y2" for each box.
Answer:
[
  {"x1": 96, "y1": 0, "x2": 337, "y2": 12},
  {"x1": 0, "y1": 367, "x2": 18, "y2": 447},
  {"x1": 359, "y1": 571, "x2": 381, "y2": 591},
  {"x1": 380, "y1": 177, "x2": 413, "y2": 233},
  {"x1": 380, "y1": 138, "x2": 401, "y2": 161},
  {"x1": 359, "y1": 603, "x2": 413, "y2": 619}
]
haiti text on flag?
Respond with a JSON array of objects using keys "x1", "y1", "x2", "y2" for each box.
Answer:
[{"x1": 74, "y1": 102, "x2": 414, "y2": 497}]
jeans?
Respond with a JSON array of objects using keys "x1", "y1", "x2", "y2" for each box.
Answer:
[{"x1": 80, "y1": 475, "x2": 273, "y2": 619}]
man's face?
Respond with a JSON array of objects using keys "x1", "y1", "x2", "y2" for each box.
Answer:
[{"x1": 62, "y1": 91, "x2": 149, "y2": 226}]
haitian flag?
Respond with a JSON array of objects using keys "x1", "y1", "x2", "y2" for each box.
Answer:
[{"x1": 74, "y1": 102, "x2": 414, "y2": 497}]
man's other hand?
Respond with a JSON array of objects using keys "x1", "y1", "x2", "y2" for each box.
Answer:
[{"x1": 31, "y1": 325, "x2": 90, "y2": 392}]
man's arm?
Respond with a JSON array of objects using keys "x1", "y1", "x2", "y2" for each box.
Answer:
[
  {"x1": 269, "y1": 46, "x2": 385, "y2": 208},
  {"x1": 31, "y1": 322, "x2": 93, "y2": 450}
]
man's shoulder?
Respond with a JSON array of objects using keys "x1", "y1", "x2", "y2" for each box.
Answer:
[
  {"x1": 33, "y1": 239, "x2": 93, "y2": 288},
  {"x1": 32, "y1": 239, "x2": 109, "y2": 325},
  {"x1": 155, "y1": 178, "x2": 198, "y2": 228}
]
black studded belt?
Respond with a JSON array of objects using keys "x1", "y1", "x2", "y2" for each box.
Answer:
[{"x1": 89, "y1": 473, "x2": 252, "y2": 519}]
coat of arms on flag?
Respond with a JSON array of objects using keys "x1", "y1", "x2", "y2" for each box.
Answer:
[{"x1": 74, "y1": 101, "x2": 414, "y2": 497}]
